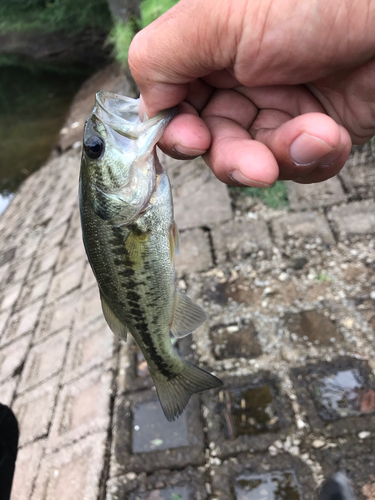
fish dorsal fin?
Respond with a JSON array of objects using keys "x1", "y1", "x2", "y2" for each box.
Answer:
[
  {"x1": 100, "y1": 290, "x2": 128, "y2": 341},
  {"x1": 169, "y1": 221, "x2": 180, "y2": 261},
  {"x1": 170, "y1": 289, "x2": 207, "y2": 338}
]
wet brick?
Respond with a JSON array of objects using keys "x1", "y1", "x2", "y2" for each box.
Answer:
[
  {"x1": 47, "y1": 259, "x2": 85, "y2": 304},
  {"x1": 32, "y1": 432, "x2": 107, "y2": 500},
  {"x1": 175, "y1": 228, "x2": 212, "y2": 275},
  {"x1": 34, "y1": 290, "x2": 79, "y2": 342},
  {"x1": 11, "y1": 440, "x2": 45, "y2": 500},
  {"x1": 63, "y1": 316, "x2": 115, "y2": 383},
  {"x1": 73, "y1": 285, "x2": 103, "y2": 331},
  {"x1": 167, "y1": 157, "x2": 232, "y2": 229},
  {"x1": 328, "y1": 200, "x2": 375, "y2": 240},
  {"x1": 13, "y1": 376, "x2": 59, "y2": 446},
  {"x1": 0, "y1": 334, "x2": 31, "y2": 384},
  {"x1": 211, "y1": 452, "x2": 316, "y2": 500},
  {"x1": 19, "y1": 330, "x2": 69, "y2": 393},
  {"x1": 211, "y1": 217, "x2": 272, "y2": 263},
  {"x1": 48, "y1": 368, "x2": 112, "y2": 452},
  {"x1": 210, "y1": 322, "x2": 262, "y2": 360},
  {"x1": 283, "y1": 310, "x2": 343, "y2": 346},
  {"x1": 286, "y1": 177, "x2": 346, "y2": 210},
  {"x1": 0, "y1": 377, "x2": 17, "y2": 406},
  {"x1": 292, "y1": 357, "x2": 375, "y2": 437},
  {"x1": 202, "y1": 373, "x2": 295, "y2": 459},
  {"x1": 110, "y1": 389, "x2": 205, "y2": 476},
  {"x1": 1, "y1": 298, "x2": 43, "y2": 347},
  {"x1": 271, "y1": 211, "x2": 335, "y2": 246}
]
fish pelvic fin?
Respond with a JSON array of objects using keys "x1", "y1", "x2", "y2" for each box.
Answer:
[
  {"x1": 170, "y1": 290, "x2": 208, "y2": 338},
  {"x1": 100, "y1": 290, "x2": 128, "y2": 341},
  {"x1": 152, "y1": 361, "x2": 223, "y2": 421}
]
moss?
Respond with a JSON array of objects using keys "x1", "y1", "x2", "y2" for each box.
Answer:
[
  {"x1": 230, "y1": 181, "x2": 289, "y2": 209},
  {"x1": 109, "y1": 0, "x2": 179, "y2": 65},
  {"x1": 0, "y1": 0, "x2": 112, "y2": 35}
]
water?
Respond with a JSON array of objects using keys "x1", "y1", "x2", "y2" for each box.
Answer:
[
  {"x1": 218, "y1": 385, "x2": 280, "y2": 439},
  {"x1": 310, "y1": 368, "x2": 369, "y2": 420},
  {"x1": 0, "y1": 64, "x2": 88, "y2": 214},
  {"x1": 235, "y1": 472, "x2": 301, "y2": 500},
  {"x1": 132, "y1": 400, "x2": 189, "y2": 453}
]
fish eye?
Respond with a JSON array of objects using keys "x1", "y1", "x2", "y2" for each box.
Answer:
[{"x1": 84, "y1": 136, "x2": 104, "y2": 160}]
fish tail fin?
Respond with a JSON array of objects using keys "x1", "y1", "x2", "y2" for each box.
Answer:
[{"x1": 151, "y1": 361, "x2": 223, "y2": 422}]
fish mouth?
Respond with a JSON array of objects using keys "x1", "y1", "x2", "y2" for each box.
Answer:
[{"x1": 94, "y1": 90, "x2": 176, "y2": 139}]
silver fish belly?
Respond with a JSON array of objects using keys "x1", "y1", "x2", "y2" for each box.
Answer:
[{"x1": 79, "y1": 91, "x2": 222, "y2": 421}]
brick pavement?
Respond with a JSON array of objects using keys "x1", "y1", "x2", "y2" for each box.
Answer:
[{"x1": 0, "y1": 66, "x2": 375, "y2": 500}]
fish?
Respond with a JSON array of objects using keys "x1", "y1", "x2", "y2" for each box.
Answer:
[{"x1": 79, "y1": 90, "x2": 223, "y2": 421}]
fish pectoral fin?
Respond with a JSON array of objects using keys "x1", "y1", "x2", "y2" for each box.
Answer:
[
  {"x1": 100, "y1": 291, "x2": 128, "y2": 341},
  {"x1": 124, "y1": 229, "x2": 149, "y2": 263},
  {"x1": 170, "y1": 290, "x2": 208, "y2": 338},
  {"x1": 169, "y1": 221, "x2": 180, "y2": 261},
  {"x1": 152, "y1": 360, "x2": 223, "y2": 421}
]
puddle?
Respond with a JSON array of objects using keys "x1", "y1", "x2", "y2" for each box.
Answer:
[
  {"x1": 284, "y1": 311, "x2": 341, "y2": 345},
  {"x1": 211, "y1": 323, "x2": 261, "y2": 360},
  {"x1": 129, "y1": 486, "x2": 189, "y2": 500},
  {"x1": 132, "y1": 400, "x2": 189, "y2": 453},
  {"x1": 235, "y1": 471, "x2": 301, "y2": 500},
  {"x1": 219, "y1": 385, "x2": 279, "y2": 439},
  {"x1": 310, "y1": 368, "x2": 373, "y2": 419},
  {"x1": 0, "y1": 64, "x2": 88, "y2": 214}
]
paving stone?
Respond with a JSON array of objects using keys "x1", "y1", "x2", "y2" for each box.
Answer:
[
  {"x1": 35, "y1": 290, "x2": 79, "y2": 342},
  {"x1": 47, "y1": 259, "x2": 85, "y2": 304},
  {"x1": 175, "y1": 228, "x2": 212, "y2": 275},
  {"x1": 29, "y1": 245, "x2": 61, "y2": 280},
  {"x1": 81, "y1": 262, "x2": 97, "y2": 291},
  {"x1": 0, "y1": 281, "x2": 23, "y2": 312},
  {"x1": 211, "y1": 217, "x2": 272, "y2": 263},
  {"x1": 166, "y1": 157, "x2": 232, "y2": 229},
  {"x1": 1, "y1": 298, "x2": 43, "y2": 347},
  {"x1": 0, "y1": 334, "x2": 31, "y2": 384},
  {"x1": 15, "y1": 227, "x2": 44, "y2": 261},
  {"x1": 19, "y1": 330, "x2": 69, "y2": 393},
  {"x1": 0, "y1": 247, "x2": 16, "y2": 267},
  {"x1": 16, "y1": 271, "x2": 52, "y2": 310},
  {"x1": 0, "y1": 377, "x2": 17, "y2": 406},
  {"x1": 11, "y1": 440, "x2": 45, "y2": 500},
  {"x1": 6, "y1": 257, "x2": 31, "y2": 286},
  {"x1": 74, "y1": 285, "x2": 102, "y2": 331},
  {"x1": 111, "y1": 390, "x2": 205, "y2": 476},
  {"x1": 328, "y1": 200, "x2": 375, "y2": 240},
  {"x1": 0, "y1": 260, "x2": 11, "y2": 288},
  {"x1": 283, "y1": 310, "x2": 343, "y2": 346},
  {"x1": 56, "y1": 239, "x2": 86, "y2": 272},
  {"x1": 339, "y1": 151, "x2": 375, "y2": 200},
  {"x1": 272, "y1": 211, "x2": 335, "y2": 246},
  {"x1": 0, "y1": 308, "x2": 11, "y2": 339},
  {"x1": 286, "y1": 176, "x2": 347, "y2": 210},
  {"x1": 63, "y1": 317, "x2": 115, "y2": 383},
  {"x1": 13, "y1": 376, "x2": 59, "y2": 446},
  {"x1": 32, "y1": 432, "x2": 107, "y2": 500},
  {"x1": 202, "y1": 374, "x2": 295, "y2": 459},
  {"x1": 37, "y1": 222, "x2": 68, "y2": 257},
  {"x1": 48, "y1": 368, "x2": 112, "y2": 452}
]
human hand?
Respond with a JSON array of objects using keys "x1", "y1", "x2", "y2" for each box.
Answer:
[{"x1": 128, "y1": 0, "x2": 375, "y2": 186}]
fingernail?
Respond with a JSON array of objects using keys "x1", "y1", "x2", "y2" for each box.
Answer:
[
  {"x1": 229, "y1": 170, "x2": 271, "y2": 188},
  {"x1": 290, "y1": 133, "x2": 333, "y2": 165},
  {"x1": 173, "y1": 145, "x2": 206, "y2": 157}
]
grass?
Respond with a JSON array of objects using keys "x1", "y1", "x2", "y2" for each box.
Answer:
[
  {"x1": 0, "y1": 0, "x2": 112, "y2": 35},
  {"x1": 230, "y1": 181, "x2": 289, "y2": 210},
  {"x1": 109, "y1": 0, "x2": 179, "y2": 64}
]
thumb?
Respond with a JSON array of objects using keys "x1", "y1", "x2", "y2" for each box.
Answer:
[{"x1": 128, "y1": 0, "x2": 237, "y2": 117}]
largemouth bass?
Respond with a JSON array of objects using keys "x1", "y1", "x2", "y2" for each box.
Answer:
[{"x1": 79, "y1": 91, "x2": 223, "y2": 421}]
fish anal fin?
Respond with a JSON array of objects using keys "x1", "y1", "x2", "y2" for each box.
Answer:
[
  {"x1": 152, "y1": 360, "x2": 223, "y2": 421},
  {"x1": 100, "y1": 291, "x2": 128, "y2": 341},
  {"x1": 170, "y1": 290, "x2": 207, "y2": 338}
]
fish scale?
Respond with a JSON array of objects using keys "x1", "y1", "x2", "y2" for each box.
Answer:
[{"x1": 79, "y1": 91, "x2": 223, "y2": 421}]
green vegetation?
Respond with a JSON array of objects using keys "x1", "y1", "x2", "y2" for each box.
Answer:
[
  {"x1": 316, "y1": 272, "x2": 333, "y2": 283},
  {"x1": 110, "y1": 0, "x2": 179, "y2": 64},
  {"x1": 0, "y1": 0, "x2": 112, "y2": 35},
  {"x1": 230, "y1": 181, "x2": 289, "y2": 209}
]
